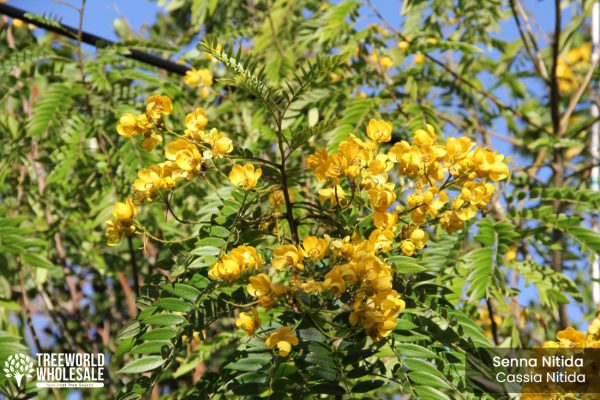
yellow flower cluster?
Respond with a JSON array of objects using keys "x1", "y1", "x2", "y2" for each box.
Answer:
[
  {"x1": 184, "y1": 68, "x2": 213, "y2": 98},
  {"x1": 521, "y1": 323, "x2": 600, "y2": 399},
  {"x1": 105, "y1": 198, "x2": 136, "y2": 246},
  {"x1": 208, "y1": 234, "x2": 405, "y2": 342},
  {"x1": 208, "y1": 245, "x2": 262, "y2": 283},
  {"x1": 543, "y1": 317, "x2": 600, "y2": 349},
  {"x1": 107, "y1": 96, "x2": 236, "y2": 245},
  {"x1": 367, "y1": 49, "x2": 393, "y2": 69},
  {"x1": 307, "y1": 120, "x2": 509, "y2": 255},
  {"x1": 117, "y1": 95, "x2": 172, "y2": 151},
  {"x1": 556, "y1": 43, "x2": 591, "y2": 93}
]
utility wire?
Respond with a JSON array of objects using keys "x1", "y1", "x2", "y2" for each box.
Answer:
[{"x1": 0, "y1": 3, "x2": 189, "y2": 76}]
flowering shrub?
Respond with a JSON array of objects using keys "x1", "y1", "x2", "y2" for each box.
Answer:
[
  {"x1": 3, "y1": 1, "x2": 599, "y2": 399},
  {"x1": 105, "y1": 37, "x2": 515, "y2": 398}
]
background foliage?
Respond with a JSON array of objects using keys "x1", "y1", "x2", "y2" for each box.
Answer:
[{"x1": 1, "y1": 0, "x2": 599, "y2": 398}]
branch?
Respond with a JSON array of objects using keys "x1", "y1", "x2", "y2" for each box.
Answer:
[
  {"x1": 0, "y1": 3, "x2": 189, "y2": 75},
  {"x1": 509, "y1": 0, "x2": 549, "y2": 81}
]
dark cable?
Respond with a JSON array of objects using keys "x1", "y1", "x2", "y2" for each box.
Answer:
[{"x1": 0, "y1": 3, "x2": 190, "y2": 76}]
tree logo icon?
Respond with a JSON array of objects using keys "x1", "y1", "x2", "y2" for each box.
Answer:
[{"x1": 3, "y1": 354, "x2": 35, "y2": 387}]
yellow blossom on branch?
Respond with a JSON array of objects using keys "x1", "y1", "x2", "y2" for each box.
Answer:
[
  {"x1": 229, "y1": 163, "x2": 262, "y2": 190},
  {"x1": 236, "y1": 308, "x2": 261, "y2": 336},
  {"x1": 265, "y1": 326, "x2": 299, "y2": 357}
]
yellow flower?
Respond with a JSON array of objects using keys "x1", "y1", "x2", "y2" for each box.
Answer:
[
  {"x1": 236, "y1": 308, "x2": 260, "y2": 336},
  {"x1": 373, "y1": 211, "x2": 398, "y2": 231},
  {"x1": 306, "y1": 149, "x2": 330, "y2": 183},
  {"x1": 440, "y1": 210, "x2": 464, "y2": 234},
  {"x1": 556, "y1": 327, "x2": 586, "y2": 348},
  {"x1": 472, "y1": 148, "x2": 509, "y2": 181},
  {"x1": 200, "y1": 128, "x2": 233, "y2": 158},
  {"x1": 301, "y1": 236, "x2": 330, "y2": 260},
  {"x1": 366, "y1": 119, "x2": 392, "y2": 143},
  {"x1": 400, "y1": 227, "x2": 428, "y2": 256},
  {"x1": 426, "y1": 37, "x2": 438, "y2": 45},
  {"x1": 165, "y1": 139, "x2": 203, "y2": 175},
  {"x1": 349, "y1": 289, "x2": 405, "y2": 340},
  {"x1": 318, "y1": 186, "x2": 348, "y2": 208},
  {"x1": 297, "y1": 278, "x2": 324, "y2": 294},
  {"x1": 362, "y1": 154, "x2": 394, "y2": 189},
  {"x1": 247, "y1": 273, "x2": 287, "y2": 309},
  {"x1": 132, "y1": 165, "x2": 164, "y2": 202},
  {"x1": 272, "y1": 245, "x2": 304, "y2": 270},
  {"x1": 413, "y1": 53, "x2": 426, "y2": 65},
  {"x1": 208, "y1": 254, "x2": 242, "y2": 283},
  {"x1": 451, "y1": 181, "x2": 494, "y2": 221},
  {"x1": 140, "y1": 132, "x2": 163, "y2": 152},
  {"x1": 265, "y1": 326, "x2": 299, "y2": 357},
  {"x1": 324, "y1": 154, "x2": 346, "y2": 183},
  {"x1": 105, "y1": 218, "x2": 135, "y2": 246},
  {"x1": 413, "y1": 124, "x2": 437, "y2": 147},
  {"x1": 444, "y1": 137, "x2": 473, "y2": 163},
  {"x1": 398, "y1": 40, "x2": 410, "y2": 51},
  {"x1": 368, "y1": 229, "x2": 394, "y2": 253},
  {"x1": 229, "y1": 163, "x2": 262, "y2": 190},
  {"x1": 117, "y1": 113, "x2": 140, "y2": 137},
  {"x1": 268, "y1": 189, "x2": 296, "y2": 211},
  {"x1": 12, "y1": 19, "x2": 25, "y2": 29},
  {"x1": 117, "y1": 113, "x2": 154, "y2": 139},
  {"x1": 368, "y1": 49, "x2": 393, "y2": 69},
  {"x1": 184, "y1": 68, "x2": 213, "y2": 88},
  {"x1": 368, "y1": 183, "x2": 396, "y2": 212},
  {"x1": 146, "y1": 95, "x2": 172, "y2": 121},
  {"x1": 112, "y1": 198, "x2": 136, "y2": 222},
  {"x1": 400, "y1": 239, "x2": 416, "y2": 256},
  {"x1": 323, "y1": 267, "x2": 346, "y2": 297},
  {"x1": 184, "y1": 108, "x2": 208, "y2": 138},
  {"x1": 338, "y1": 135, "x2": 374, "y2": 179},
  {"x1": 230, "y1": 245, "x2": 262, "y2": 270},
  {"x1": 590, "y1": 318, "x2": 600, "y2": 337}
]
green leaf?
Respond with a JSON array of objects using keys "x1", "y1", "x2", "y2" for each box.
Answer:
[
  {"x1": 224, "y1": 354, "x2": 272, "y2": 372},
  {"x1": 162, "y1": 283, "x2": 202, "y2": 302},
  {"x1": 190, "y1": 246, "x2": 221, "y2": 256},
  {"x1": 131, "y1": 340, "x2": 172, "y2": 354},
  {"x1": 413, "y1": 386, "x2": 452, "y2": 400},
  {"x1": 309, "y1": 383, "x2": 346, "y2": 396},
  {"x1": 464, "y1": 248, "x2": 494, "y2": 301},
  {"x1": 208, "y1": 226, "x2": 230, "y2": 238},
  {"x1": 394, "y1": 343, "x2": 439, "y2": 359},
  {"x1": 567, "y1": 226, "x2": 600, "y2": 253},
  {"x1": 118, "y1": 356, "x2": 167, "y2": 374},
  {"x1": 21, "y1": 253, "x2": 55, "y2": 269},
  {"x1": 387, "y1": 255, "x2": 426, "y2": 274},
  {"x1": 351, "y1": 379, "x2": 385, "y2": 393},
  {"x1": 139, "y1": 327, "x2": 178, "y2": 341},
  {"x1": 409, "y1": 370, "x2": 448, "y2": 388},
  {"x1": 142, "y1": 313, "x2": 186, "y2": 326},
  {"x1": 196, "y1": 237, "x2": 226, "y2": 248},
  {"x1": 155, "y1": 298, "x2": 193, "y2": 313},
  {"x1": 117, "y1": 321, "x2": 141, "y2": 342}
]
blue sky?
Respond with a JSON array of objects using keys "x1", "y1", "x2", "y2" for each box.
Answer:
[{"x1": 10, "y1": 1, "x2": 591, "y2": 329}]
